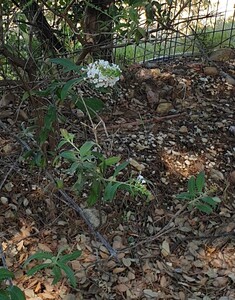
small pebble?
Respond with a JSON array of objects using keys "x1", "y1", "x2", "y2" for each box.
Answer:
[
  {"x1": 4, "y1": 182, "x2": 14, "y2": 192},
  {"x1": 26, "y1": 208, "x2": 32, "y2": 215},
  {"x1": 202, "y1": 138, "x2": 208, "y2": 143},
  {"x1": 1, "y1": 197, "x2": 8, "y2": 205},
  {"x1": 179, "y1": 125, "x2": 188, "y2": 133},
  {"x1": 23, "y1": 198, "x2": 29, "y2": 206}
]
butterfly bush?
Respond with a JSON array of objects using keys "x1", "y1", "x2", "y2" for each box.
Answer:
[{"x1": 86, "y1": 60, "x2": 121, "y2": 88}]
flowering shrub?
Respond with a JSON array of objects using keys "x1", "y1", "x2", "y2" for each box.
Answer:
[{"x1": 86, "y1": 60, "x2": 121, "y2": 88}]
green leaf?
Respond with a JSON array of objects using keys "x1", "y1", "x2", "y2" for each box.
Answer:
[
  {"x1": 0, "y1": 269, "x2": 14, "y2": 282},
  {"x1": 201, "y1": 196, "x2": 217, "y2": 207},
  {"x1": 23, "y1": 252, "x2": 53, "y2": 267},
  {"x1": 66, "y1": 161, "x2": 80, "y2": 175},
  {"x1": 81, "y1": 161, "x2": 96, "y2": 170},
  {"x1": 26, "y1": 263, "x2": 52, "y2": 276},
  {"x1": 104, "y1": 156, "x2": 121, "y2": 166},
  {"x1": 56, "y1": 262, "x2": 77, "y2": 288},
  {"x1": 58, "y1": 250, "x2": 82, "y2": 264},
  {"x1": 59, "y1": 151, "x2": 78, "y2": 161},
  {"x1": 135, "y1": 26, "x2": 146, "y2": 43},
  {"x1": 196, "y1": 171, "x2": 205, "y2": 193},
  {"x1": 87, "y1": 180, "x2": 101, "y2": 206},
  {"x1": 79, "y1": 141, "x2": 96, "y2": 158},
  {"x1": 212, "y1": 196, "x2": 221, "y2": 203},
  {"x1": 7, "y1": 286, "x2": 26, "y2": 300},
  {"x1": 188, "y1": 176, "x2": 196, "y2": 197},
  {"x1": 113, "y1": 161, "x2": 129, "y2": 177},
  {"x1": 51, "y1": 265, "x2": 62, "y2": 285},
  {"x1": 0, "y1": 290, "x2": 10, "y2": 300},
  {"x1": 75, "y1": 97, "x2": 104, "y2": 117},
  {"x1": 196, "y1": 203, "x2": 213, "y2": 214},
  {"x1": 39, "y1": 128, "x2": 49, "y2": 146},
  {"x1": 34, "y1": 82, "x2": 61, "y2": 97},
  {"x1": 60, "y1": 129, "x2": 74, "y2": 142},
  {"x1": 44, "y1": 105, "x2": 57, "y2": 130},
  {"x1": 129, "y1": 7, "x2": 138, "y2": 23},
  {"x1": 56, "y1": 179, "x2": 64, "y2": 189},
  {"x1": 145, "y1": 3, "x2": 155, "y2": 23},
  {"x1": 175, "y1": 192, "x2": 193, "y2": 200},
  {"x1": 103, "y1": 182, "x2": 122, "y2": 201},
  {"x1": 57, "y1": 140, "x2": 68, "y2": 149},
  {"x1": 22, "y1": 91, "x2": 30, "y2": 101},
  {"x1": 60, "y1": 77, "x2": 84, "y2": 100},
  {"x1": 50, "y1": 58, "x2": 83, "y2": 73}
]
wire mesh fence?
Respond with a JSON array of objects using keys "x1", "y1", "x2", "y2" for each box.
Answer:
[
  {"x1": 113, "y1": 0, "x2": 235, "y2": 65},
  {"x1": 0, "y1": 0, "x2": 235, "y2": 83}
]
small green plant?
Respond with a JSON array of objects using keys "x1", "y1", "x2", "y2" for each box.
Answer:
[
  {"x1": 55, "y1": 129, "x2": 152, "y2": 206},
  {"x1": 176, "y1": 171, "x2": 221, "y2": 214},
  {"x1": 23, "y1": 248, "x2": 82, "y2": 288},
  {"x1": 0, "y1": 268, "x2": 25, "y2": 300}
]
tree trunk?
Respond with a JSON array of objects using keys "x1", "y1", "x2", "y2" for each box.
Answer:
[
  {"x1": 12, "y1": 0, "x2": 65, "y2": 53},
  {"x1": 81, "y1": 0, "x2": 114, "y2": 62}
]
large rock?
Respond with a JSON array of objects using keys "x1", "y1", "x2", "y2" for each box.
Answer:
[{"x1": 209, "y1": 48, "x2": 235, "y2": 62}]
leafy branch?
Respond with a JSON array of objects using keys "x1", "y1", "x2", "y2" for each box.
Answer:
[
  {"x1": 176, "y1": 171, "x2": 221, "y2": 214},
  {"x1": 23, "y1": 248, "x2": 82, "y2": 288}
]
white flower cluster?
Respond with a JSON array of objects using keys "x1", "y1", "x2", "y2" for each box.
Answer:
[
  {"x1": 136, "y1": 174, "x2": 146, "y2": 184},
  {"x1": 86, "y1": 60, "x2": 121, "y2": 88}
]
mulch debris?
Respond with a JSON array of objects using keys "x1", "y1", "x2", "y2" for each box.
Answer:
[{"x1": 0, "y1": 56, "x2": 235, "y2": 300}]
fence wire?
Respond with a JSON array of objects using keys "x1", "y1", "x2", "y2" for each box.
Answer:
[{"x1": 113, "y1": 0, "x2": 235, "y2": 64}]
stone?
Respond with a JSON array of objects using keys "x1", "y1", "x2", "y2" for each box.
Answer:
[
  {"x1": 83, "y1": 208, "x2": 107, "y2": 228},
  {"x1": 225, "y1": 74, "x2": 235, "y2": 86},
  {"x1": 209, "y1": 48, "x2": 235, "y2": 61},
  {"x1": 203, "y1": 66, "x2": 219, "y2": 76},
  {"x1": 156, "y1": 102, "x2": 173, "y2": 115},
  {"x1": 0, "y1": 197, "x2": 8, "y2": 205},
  {"x1": 179, "y1": 125, "x2": 188, "y2": 133},
  {"x1": 210, "y1": 169, "x2": 224, "y2": 181},
  {"x1": 4, "y1": 182, "x2": 14, "y2": 192}
]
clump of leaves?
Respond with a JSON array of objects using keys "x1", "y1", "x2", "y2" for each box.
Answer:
[
  {"x1": 0, "y1": 268, "x2": 25, "y2": 300},
  {"x1": 176, "y1": 171, "x2": 221, "y2": 214},
  {"x1": 23, "y1": 248, "x2": 81, "y2": 288},
  {"x1": 55, "y1": 129, "x2": 152, "y2": 206}
]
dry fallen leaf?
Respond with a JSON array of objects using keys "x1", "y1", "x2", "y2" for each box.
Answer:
[
  {"x1": 38, "y1": 243, "x2": 52, "y2": 252},
  {"x1": 161, "y1": 240, "x2": 170, "y2": 257},
  {"x1": 213, "y1": 276, "x2": 228, "y2": 287},
  {"x1": 113, "y1": 267, "x2": 126, "y2": 274},
  {"x1": 160, "y1": 275, "x2": 168, "y2": 287},
  {"x1": 129, "y1": 158, "x2": 145, "y2": 171},
  {"x1": 115, "y1": 283, "x2": 129, "y2": 292}
]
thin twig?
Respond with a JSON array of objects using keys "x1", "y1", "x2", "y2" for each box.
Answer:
[
  {"x1": 97, "y1": 112, "x2": 187, "y2": 131},
  {"x1": 0, "y1": 163, "x2": 16, "y2": 190},
  {"x1": 53, "y1": 188, "x2": 119, "y2": 261}
]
